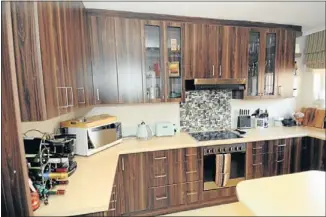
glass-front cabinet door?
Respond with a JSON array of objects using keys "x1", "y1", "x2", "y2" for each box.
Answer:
[
  {"x1": 144, "y1": 21, "x2": 163, "y2": 102},
  {"x1": 166, "y1": 23, "x2": 182, "y2": 101},
  {"x1": 263, "y1": 33, "x2": 276, "y2": 96},
  {"x1": 247, "y1": 31, "x2": 260, "y2": 97}
]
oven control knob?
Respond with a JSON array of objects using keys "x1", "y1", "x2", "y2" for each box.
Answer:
[
  {"x1": 229, "y1": 147, "x2": 233, "y2": 151},
  {"x1": 224, "y1": 148, "x2": 227, "y2": 152},
  {"x1": 238, "y1": 146, "x2": 242, "y2": 151}
]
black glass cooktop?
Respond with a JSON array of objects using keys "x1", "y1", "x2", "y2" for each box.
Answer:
[{"x1": 189, "y1": 131, "x2": 242, "y2": 141}]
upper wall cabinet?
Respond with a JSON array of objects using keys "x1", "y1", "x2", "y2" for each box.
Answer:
[
  {"x1": 245, "y1": 28, "x2": 296, "y2": 99},
  {"x1": 184, "y1": 24, "x2": 248, "y2": 80},
  {"x1": 11, "y1": 2, "x2": 92, "y2": 121}
]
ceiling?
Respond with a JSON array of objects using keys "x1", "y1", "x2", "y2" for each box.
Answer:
[{"x1": 83, "y1": 1, "x2": 325, "y2": 34}]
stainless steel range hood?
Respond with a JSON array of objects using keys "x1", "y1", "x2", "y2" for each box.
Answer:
[{"x1": 185, "y1": 78, "x2": 246, "y2": 91}]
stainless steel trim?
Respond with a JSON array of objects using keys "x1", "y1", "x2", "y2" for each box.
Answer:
[
  {"x1": 77, "y1": 87, "x2": 86, "y2": 104},
  {"x1": 68, "y1": 87, "x2": 74, "y2": 107},
  {"x1": 154, "y1": 156, "x2": 167, "y2": 160},
  {"x1": 154, "y1": 174, "x2": 167, "y2": 178},
  {"x1": 187, "y1": 192, "x2": 198, "y2": 196},
  {"x1": 96, "y1": 88, "x2": 100, "y2": 101},
  {"x1": 186, "y1": 170, "x2": 197, "y2": 174},
  {"x1": 57, "y1": 87, "x2": 69, "y2": 109},
  {"x1": 252, "y1": 162, "x2": 263, "y2": 166},
  {"x1": 155, "y1": 196, "x2": 168, "y2": 201},
  {"x1": 219, "y1": 64, "x2": 222, "y2": 77},
  {"x1": 193, "y1": 78, "x2": 246, "y2": 85}
]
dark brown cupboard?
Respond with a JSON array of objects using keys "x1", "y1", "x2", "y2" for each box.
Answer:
[{"x1": 11, "y1": 1, "x2": 93, "y2": 121}]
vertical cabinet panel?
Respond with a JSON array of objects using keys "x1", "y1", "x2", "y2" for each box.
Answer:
[
  {"x1": 115, "y1": 17, "x2": 144, "y2": 103},
  {"x1": 87, "y1": 15, "x2": 119, "y2": 104},
  {"x1": 121, "y1": 153, "x2": 148, "y2": 213},
  {"x1": 11, "y1": 2, "x2": 48, "y2": 121}
]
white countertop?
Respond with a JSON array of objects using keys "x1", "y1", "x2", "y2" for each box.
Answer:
[
  {"x1": 236, "y1": 171, "x2": 326, "y2": 216},
  {"x1": 34, "y1": 126, "x2": 325, "y2": 216}
]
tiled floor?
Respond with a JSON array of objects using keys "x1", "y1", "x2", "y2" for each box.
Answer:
[{"x1": 162, "y1": 202, "x2": 254, "y2": 216}]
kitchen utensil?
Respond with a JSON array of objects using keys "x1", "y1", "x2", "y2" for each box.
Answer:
[
  {"x1": 155, "y1": 122, "x2": 176, "y2": 137},
  {"x1": 136, "y1": 121, "x2": 152, "y2": 140}
]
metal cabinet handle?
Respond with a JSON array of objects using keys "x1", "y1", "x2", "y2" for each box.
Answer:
[
  {"x1": 276, "y1": 159, "x2": 284, "y2": 163},
  {"x1": 275, "y1": 144, "x2": 286, "y2": 147},
  {"x1": 77, "y1": 87, "x2": 86, "y2": 104},
  {"x1": 57, "y1": 87, "x2": 69, "y2": 108},
  {"x1": 187, "y1": 192, "x2": 198, "y2": 196},
  {"x1": 185, "y1": 153, "x2": 197, "y2": 157},
  {"x1": 68, "y1": 87, "x2": 74, "y2": 107},
  {"x1": 96, "y1": 88, "x2": 100, "y2": 101},
  {"x1": 154, "y1": 156, "x2": 167, "y2": 160},
  {"x1": 212, "y1": 65, "x2": 215, "y2": 76},
  {"x1": 154, "y1": 174, "x2": 167, "y2": 178},
  {"x1": 122, "y1": 158, "x2": 124, "y2": 171},
  {"x1": 252, "y1": 162, "x2": 263, "y2": 166},
  {"x1": 186, "y1": 170, "x2": 197, "y2": 174},
  {"x1": 155, "y1": 196, "x2": 167, "y2": 201},
  {"x1": 219, "y1": 64, "x2": 222, "y2": 77},
  {"x1": 253, "y1": 147, "x2": 263, "y2": 150}
]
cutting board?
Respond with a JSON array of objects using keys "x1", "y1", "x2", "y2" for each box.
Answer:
[
  {"x1": 301, "y1": 108, "x2": 316, "y2": 126},
  {"x1": 313, "y1": 109, "x2": 326, "y2": 128}
]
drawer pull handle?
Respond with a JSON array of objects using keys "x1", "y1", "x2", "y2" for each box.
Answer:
[
  {"x1": 154, "y1": 157, "x2": 167, "y2": 160},
  {"x1": 108, "y1": 207, "x2": 116, "y2": 211},
  {"x1": 186, "y1": 170, "x2": 197, "y2": 174},
  {"x1": 154, "y1": 174, "x2": 167, "y2": 178},
  {"x1": 276, "y1": 159, "x2": 284, "y2": 163},
  {"x1": 187, "y1": 192, "x2": 198, "y2": 196},
  {"x1": 110, "y1": 200, "x2": 117, "y2": 203},
  {"x1": 185, "y1": 154, "x2": 197, "y2": 157},
  {"x1": 155, "y1": 196, "x2": 168, "y2": 201},
  {"x1": 275, "y1": 144, "x2": 286, "y2": 147},
  {"x1": 252, "y1": 162, "x2": 262, "y2": 166},
  {"x1": 253, "y1": 147, "x2": 263, "y2": 150}
]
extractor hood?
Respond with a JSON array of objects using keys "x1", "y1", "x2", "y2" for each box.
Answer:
[{"x1": 185, "y1": 78, "x2": 246, "y2": 91}]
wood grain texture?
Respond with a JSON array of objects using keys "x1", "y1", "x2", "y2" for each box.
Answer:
[
  {"x1": 86, "y1": 9, "x2": 302, "y2": 32},
  {"x1": 289, "y1": 137, "x2": 303, "y2": 173},
  {"x1": 11, "y1": 1, "x2": 47, "y2": 121},
  {"x1": 87, "y1": 15, "x2": 119, "y2": 104},
  {"x1": 115, "y1": 17, "x2": 144, "y2": 103},
  {"x1": 1, "y1": 2, "x2": 33, "y2": 215},
  {"x1": 276, "y1": 29, "x2": 296, "y2": 98}
]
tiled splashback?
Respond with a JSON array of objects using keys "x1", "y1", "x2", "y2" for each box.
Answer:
[{"x1": 180, "y1": 90, "x2": 232, "y2": 132}]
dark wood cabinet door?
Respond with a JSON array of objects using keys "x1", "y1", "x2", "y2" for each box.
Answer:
[
  {"x1": 271, "y1": 139, "x2": 292, "y2": 176},
  {"x1": 115, "y1": 17, "x2": 144, "y2": 103},
  {"x1": 121, "y1": 153, "x2": 147, "y2": 213},
  {"x1": 1, "y1": 3, "x2": 33, "y2": 215},
  {"x1": 290, "y1": 137, "x2": 303, "y2": 173},
  {"x1": 11, "y1": 2, "x2": 49, "y2": 121},
  {"x1": 87, "y1": 15, "x2": 119, "y2": 104},
  {"x1": 184, "y1": 23, "x2": 209, "y2": 79},
  {"x1": 220, "y1": 26, "x2": 249, "y2": 79},
  {"x1": 276, "y1": 29, "x2": 296, "y2": 98}
]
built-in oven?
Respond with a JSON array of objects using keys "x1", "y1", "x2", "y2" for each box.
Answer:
[{"x1": 203, "y1": 143, "x2": 246, "y2": 191}]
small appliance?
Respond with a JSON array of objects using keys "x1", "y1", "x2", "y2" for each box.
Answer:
[
  {"x1": 136, "y1": 121, "x2": 153, "y2": 140},
  {"x1": 155, "y1": 122, "x2": 176, "y2": 137},
  {"x1": 60, "y1": 114, "x2": 122, "y2": 156}
]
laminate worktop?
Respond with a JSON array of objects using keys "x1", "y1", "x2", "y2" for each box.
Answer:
[
  {"x1": 236, "y1": 170, "x2": 326, "y2": 216},
  {"x1": 34, "y1": 126, "x2": 325, "y2": 216}
]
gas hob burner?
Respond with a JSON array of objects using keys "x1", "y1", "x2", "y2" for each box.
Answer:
[{"x1": 189, "y1": 130, "x2": 242, "y2": 141}]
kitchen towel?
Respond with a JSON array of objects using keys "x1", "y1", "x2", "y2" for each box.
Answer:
[{"x1": 215, "y1": 154, "x2": 231, "y2": 187}]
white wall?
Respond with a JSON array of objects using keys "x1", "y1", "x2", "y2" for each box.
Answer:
[
  {"x1": 230, "y1": 98, "x2": 296, "y2": 128},
  {"x1": 86, "y1": 103, "x2": 180, "y2": 136}
]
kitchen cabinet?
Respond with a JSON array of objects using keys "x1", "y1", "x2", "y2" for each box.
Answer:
[
  {"x1": 246, "y1": 28, "x2": 296, "y2": 99},
  {"x1": 184, "y1": 24, "x2": 248, "y2": 80},
  {"x1": 11, "y1": 1, "x2": 92, "y2": 121},
  {"x1": 290, "y1": 137, "x2": 326, "y2": 172},
  {"x1": 87, "y1": 15, "x2": 119, "y2": 104},
  {"x1": 246, "y1": 139, "x2": 292, "y2": 179}
]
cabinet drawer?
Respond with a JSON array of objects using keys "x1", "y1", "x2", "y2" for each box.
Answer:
[
  {"x1": 252, "y1": 142, "x2": 270, "y2": 155},
  {"x1": 181, "y1": 181, "x2": 202, "y2": 204},
  {"x1": 183, "y1": 159, "x2": 203, "y2": 182},
  {"x1": 149, "y1": 185, "x2": 186, "y2": 209},
  {"x1": 184, "y1": 147, "x2": 202, "y2": 160},
  {"x1": 203, "y1": 186, "x2": 236, "y2": 201}
]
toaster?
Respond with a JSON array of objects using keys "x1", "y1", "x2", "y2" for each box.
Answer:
[{"x1": 155, "y1": 122, "x2": 176, "y2": 137}]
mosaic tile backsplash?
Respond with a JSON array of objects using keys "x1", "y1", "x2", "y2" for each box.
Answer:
[{"x1": 180, "y1": 90, "x2": 232, "y2": 132}]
